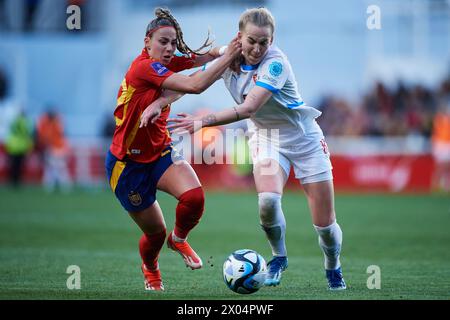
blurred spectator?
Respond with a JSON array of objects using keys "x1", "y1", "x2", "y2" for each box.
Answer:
[
  {"x1": 5, "y1": 110, "x2": 33, "y2": 187},
  {"x1": 0, "y1": 0, "x2": 6, "y2": 30},
  {"x1": 0, "y1": 0, "x2": 95, "y2": 33},
  {"x1": 0, "y1": 68, "x2": 20, "y2": 144},
  {"x1": 24, "y1": 0, "x2": 40, "y2": 32},
  {"x1": 0, "y1": 68, "x2": 6, "y2": 99},
  {"x1": 101, "y1": 112, "x2": 116, "y2": 154},
  {"x1": 101, "y1": 112, "x2": 116, "y2": 140},
  {"x1": 36, "y1": 108, "x2": 73, "y2": 192},
  {"x1": 318, "y1": 77, "x2": 448, "y2": 138},
  {"x1": 68, "y1": 0, "x2": 86, "y2": 7},
  {"x1": 431, "y1": 100, "x2": 450, "y2": 192},
  {"x1": 230, "y1": 135, "x2": 253, "y2": 178}
]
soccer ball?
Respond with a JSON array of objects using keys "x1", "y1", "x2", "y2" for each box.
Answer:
[{"x1": 223, "y1": 249, "x2": 267, "y2": 294}]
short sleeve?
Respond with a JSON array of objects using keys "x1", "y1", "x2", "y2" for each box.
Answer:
[
  {"x1": 255, "y1": 57, "x2": 289, "y2": 93},
  {"x1": 136, "y1": 61, "x2": 174, "y2": 87}
]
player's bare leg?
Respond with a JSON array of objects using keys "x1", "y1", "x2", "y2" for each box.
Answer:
[
  {"x1": 254, "y1": 159, "x2": 289, "y2": 286},
  {"x1": 157, "y1": 160, "x2": 204, "y2": 269},
  {"x1": 129, "y1": 202, "x2": 166, "y2": 291},
  {"x1": 303, "y1": 179, "x2": 346, "y2": 290}
]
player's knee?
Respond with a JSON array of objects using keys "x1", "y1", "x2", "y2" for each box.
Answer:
[
  {"x1": 143, "y1": 224, "x2": 166, "y2": 236},
  {"x1": 179, "y1": 187, "x2": 205, "y2": 214},
  {"x1": 313, "y1": 211, "x2": 336, "y2": 228},
  {"x1": 258, "y1": 192, "x2": 281, "y2": 223},
  {"x1": 140, "y1": 228, "x2": 166, "y2": 255},
  {"x1": 153, "y1": 226, "x2": 167, "y2": 237}
]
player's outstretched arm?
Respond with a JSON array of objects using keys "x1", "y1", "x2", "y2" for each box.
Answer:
[
  {"x1": 167, "y1": 86, "x2": 272, "y2": 134},
  {"x1": 191, "y1": 45, "x2": 227, "y2": 68},
  {"x1": 139, "y1": 66, "x2": 207, "y2": 128},
  {"x1": 140, "y1": 46, "x2": 230, "y2": 128},
  {"x1": 161, "y1": 37, "x2": 241, "y2": 94},
  {"x1": 139, "y1": 90, "x2": 184, "y2": 128}
]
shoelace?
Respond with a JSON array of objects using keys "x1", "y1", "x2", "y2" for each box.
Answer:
[
  {"x1": 176, "y1": 241, "x2": 190, "y2": 250},
  {"x1": 173, "y1": 241, "x2": 191, "y2": 254},
  {"x1": 268, "y1": 258, "x2": 286, "y2": 274},
  {"x1": 147, "y1": 273, "x2": 161, "y2": 282},
  {"x1": 172, "y1": 241, "x2": 200, "y2": 262},
  {"x1": 327, "y1": 269, "x2": 344, "y2": 286}
]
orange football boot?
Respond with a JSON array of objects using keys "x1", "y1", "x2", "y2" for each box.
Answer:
[
  {"x1": 141, "y1": 263, "x2": 164, "y2": 291},
  {"x1": 167, "y1": 231, "x2": 203, "y2": 270}
]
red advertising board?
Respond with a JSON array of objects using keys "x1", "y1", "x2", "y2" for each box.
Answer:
[
  {"x1": 326, "y1": 154, "x2": 434, "y2": 192},
  {"x1": 0, "y1": 146, "x2": 436, "y2": 192}
]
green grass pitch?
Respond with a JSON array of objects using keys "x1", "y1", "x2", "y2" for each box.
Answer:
[{"x1": 0, "y1": 187, "x2": 449, "y2": 300}]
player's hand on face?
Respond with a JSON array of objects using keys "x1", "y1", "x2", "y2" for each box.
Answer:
[
  {"x1": 225, "y1": 35, "x2": 242, "y2": 59},
  {"x1": 139, "y1": 102, "x2": 163, "y2": 128},
  {"x1": 167, "y1": 113, "x2": 202, "y2": 135},
  {"x1": 225, "y1": 35, "x2": 242, "y2": 73}
]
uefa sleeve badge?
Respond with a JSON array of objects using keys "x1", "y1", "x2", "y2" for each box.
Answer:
[
  {"x1": 151, "y1": 62, "x2": 169, "y2": 76},
  {"x1": 268, "y1": 61, "x2": 283, "y2": 77}
]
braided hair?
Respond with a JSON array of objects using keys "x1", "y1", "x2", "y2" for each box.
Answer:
[{"x1": 146, "y1": 8, "x2": 213, "y2": 56}]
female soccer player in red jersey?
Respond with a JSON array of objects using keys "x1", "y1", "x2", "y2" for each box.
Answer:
[{"x1": 105, "y1": 8, "x2": 241, "y2": 291}]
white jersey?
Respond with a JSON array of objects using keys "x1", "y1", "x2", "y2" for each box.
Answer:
[
  {"x1": 217, "y1": 45, "x2": 322, "y2": 147},
  {"x1": 204, "y1": 46, "x2": 332, "y2": 182}
]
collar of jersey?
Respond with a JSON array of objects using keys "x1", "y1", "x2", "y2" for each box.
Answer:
[
  {"x1": 240, "y1": 47, "x2": 273, "y2": 72},
  {"x1": 240, "y1": 63, "x2": 260, "y2": 72}
]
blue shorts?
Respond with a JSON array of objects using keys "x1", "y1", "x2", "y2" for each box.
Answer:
[{"x1": 105, "y1": 146, "x2": 178, "y2": 212}]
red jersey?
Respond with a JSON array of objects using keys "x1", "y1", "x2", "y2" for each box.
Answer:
[{"x1": 110, "y1": 49, "x2": 195, "y2": 162}]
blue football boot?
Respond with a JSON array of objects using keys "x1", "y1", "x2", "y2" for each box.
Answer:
[
  {"x1": 264, "y1": 256, "x2": 288, "y2": 286},
  {"x1": 326, "y1": 266, "x2": 347, "y2": 290}
]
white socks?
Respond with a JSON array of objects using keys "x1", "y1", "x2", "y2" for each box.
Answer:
[
  {"x1": 172, "y1": 232, "x2": 186, "y2": 242},
  {"x1": 258, "y1": 192, "x2": 287, "y2": 257},
  {"x1": 258, "y1": 192, "x2": 343, "y2": 270},
  {"x1": 314, "y1": 221, "x2": 343, "y2": 270}
]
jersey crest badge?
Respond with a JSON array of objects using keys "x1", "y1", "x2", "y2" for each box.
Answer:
[
  {"x1": 151, "y1": 62, "x2": 169, "y2": 76},
  {"x1": 269, "y1": 61, "x2": 283, "y2": 77},
  {"x1": 128, "y1": 191, "x2": 142, "y2": 206}
]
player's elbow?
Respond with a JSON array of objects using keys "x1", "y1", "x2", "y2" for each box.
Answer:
[
  {"x1": 190, "y1": 86, "x2": 204, "y2": 94},
  {"x1": 241, "y1": 104, "x2": 259, "y2": 118},
  {"x1": 184, "y1": 80, "x2": 205, "y2": 94}
]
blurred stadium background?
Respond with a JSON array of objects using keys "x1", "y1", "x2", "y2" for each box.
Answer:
[
  {"x1": 0, "y1": 0, "x2": 449, "y2": 299},
  {"x1": 1, "y1": 0, "x2": 450, "y2": 192}
]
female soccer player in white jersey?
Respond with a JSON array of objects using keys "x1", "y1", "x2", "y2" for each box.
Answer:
[{"x1": 141, "y1": 7, "x2": 346, "y2": 290}]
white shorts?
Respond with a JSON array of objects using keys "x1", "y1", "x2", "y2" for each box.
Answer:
[{"x1": 248, "y1": 129, "x2": 333, "y2": 185}]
